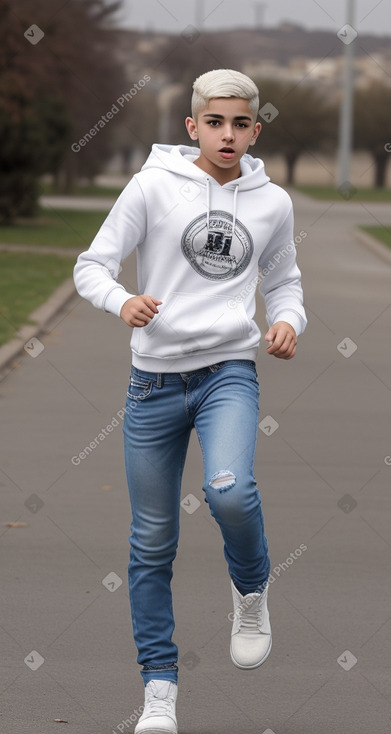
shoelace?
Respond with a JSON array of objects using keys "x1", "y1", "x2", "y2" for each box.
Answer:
[
  {"x1": 145, "y1": 693, "x2": 175, "y2": 716},
  {"x1": 237, "y1": 595, "x2": 264, "y2": 633}
]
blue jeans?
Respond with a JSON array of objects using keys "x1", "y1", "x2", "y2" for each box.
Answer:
[{"x1": 123, "y1": 359, "x2": 270, "y2": 686}]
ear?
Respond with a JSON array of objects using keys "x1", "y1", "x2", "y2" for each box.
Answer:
[
  {"x1": 249, "y1": 121, "x2": 262, "y2": 146},
  {"x1": 185, "y1": 116, "x2": 198, "y2": 141}
]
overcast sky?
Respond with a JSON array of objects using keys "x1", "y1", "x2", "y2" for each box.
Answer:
[{"x1": 115, "y1": 0, "x2": 390, "y2": 36}]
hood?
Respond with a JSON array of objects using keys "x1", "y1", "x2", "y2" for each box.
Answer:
[{"x1": 141, "y1": 143, "x2": 270, "y2": 191}]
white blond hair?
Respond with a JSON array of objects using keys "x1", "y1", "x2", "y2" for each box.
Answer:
[{"x1": 191, "y1": 69, "x2": 259, "y2": 120}]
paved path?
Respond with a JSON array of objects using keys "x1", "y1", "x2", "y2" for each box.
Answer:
[
  {"x1": 40, "y1": 194, "x2": 116, "y2": 211},
  {"x1": 0, "y1": 243, "x2": 80, "y2": 257},
  {"x1": 1, "y1": 192, "x2": 391, "y2": 734}
]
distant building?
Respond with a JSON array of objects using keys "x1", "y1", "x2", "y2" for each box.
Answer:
[{"x1": 244, "y1": 52, "x2": 391, "y2": 96}]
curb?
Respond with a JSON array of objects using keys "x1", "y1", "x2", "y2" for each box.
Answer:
[
  {"x1": 354, "y1": 227, "x2": 391, "y2": 266},
  {"x1": 0, "y1": 278, "x2": 77, "y2": 377}
]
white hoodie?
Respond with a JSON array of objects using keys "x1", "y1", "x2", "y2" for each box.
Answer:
[{"x1": 73, "y1": 144, "x2": 307, "y2": 372}]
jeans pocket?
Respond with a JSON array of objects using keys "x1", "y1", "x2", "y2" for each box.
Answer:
[{"x1": 127, "y1": 377, "x2": 153, "y2": 401}]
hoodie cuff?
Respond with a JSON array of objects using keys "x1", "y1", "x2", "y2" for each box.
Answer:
[
  {"x1": 103, "y1": 286, "x2": 136, "y2": 317},
  {"x1": 269, "y1": 310, "x2": 306, "y2": 337}
]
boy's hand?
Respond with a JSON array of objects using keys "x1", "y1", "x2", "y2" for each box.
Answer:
[
  {"x1": 265, "y1": 321, "x2": 297, "y2": 360},
  {"x1": 120, "y1": 295, "x2": 162, "y2": 327}
]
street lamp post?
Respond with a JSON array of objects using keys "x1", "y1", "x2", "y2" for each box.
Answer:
[
  {"x1": 158, "y1": 83, "x2": 185, "y2": 143},
  {"x1": 254, "y1": 2, "x2": 266, "y2": 30},
  {"x1": 337, "y1": 0, "x2": 356, "y2": 188},
  {"x1": 194, "y1": 0, "x2": 204, "y2": 30}
]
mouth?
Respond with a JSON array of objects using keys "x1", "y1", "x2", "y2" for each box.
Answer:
[{"x1": 219, "y1": 147, "x2": 235, "y2": 159}]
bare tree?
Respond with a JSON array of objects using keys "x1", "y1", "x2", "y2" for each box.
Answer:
[
  {"x1": 0, "y1": 0, "x2": 128, "y2": 215},
  {"x1": 354, "y1": 82, "x2": 391, "y2": 188},
  {"x1": 252, "y1": 79, "x2": 336, "y2": 185}
]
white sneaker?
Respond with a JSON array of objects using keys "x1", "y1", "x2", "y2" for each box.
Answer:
[
  {"x1": 134, "y1": 679, "x2": 178, "y2": 734},
  {"x1": 230, "y1": 580, "x2": 272, "y2": 669}
]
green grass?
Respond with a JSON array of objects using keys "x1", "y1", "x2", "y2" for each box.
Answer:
[
  {"x1": 360, "y1": 226, "x2": 391, "y2": 249},
  {"x1": 40, "y1": 182, "x2": 124, "y2": 198},
  {"x1": 0, "y1": 207, "x2": 112, "y2": 346},
  {"x1": 296, "y1": 186, "x2": 391, "y2": 202},
  {"x1": 0, "y1": 208, "x2": 108, "y2": 249},
  {"x1": 0, "y1": 252, "x2": 75, "y2": 346}
]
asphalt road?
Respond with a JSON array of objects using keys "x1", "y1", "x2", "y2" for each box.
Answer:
[{"x1": 1, "y1": 191, "x2": 391, "y2": 734}]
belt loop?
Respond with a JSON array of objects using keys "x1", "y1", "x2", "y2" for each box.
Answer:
[{"x1": 156, "y1": 373, "x2": 163, "y2": 388}]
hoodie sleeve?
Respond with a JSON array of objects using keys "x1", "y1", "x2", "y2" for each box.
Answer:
[
  {"x1": 73, "y1": 177, "x2": 146, "y2": 317},
  {"x1": 258, "y1": 203, "x2": 307, "y2": 336}
]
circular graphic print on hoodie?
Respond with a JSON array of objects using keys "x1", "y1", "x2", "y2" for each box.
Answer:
[{"x1": 181, "y1": 210, "x2": 254, "y2": 280}]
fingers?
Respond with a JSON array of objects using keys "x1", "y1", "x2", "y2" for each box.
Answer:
[
  {"x1": 269, "y1": 341, "x2": 296, "y2": 358},
  {"x1": 143, "y1": 295, "x2": 163, "y2": 313},
  {"x1": 120, "y1": 295, "x2": 163, "y2": 327},
  {"x1": 130, "y1": 315, "x2": 152, "y2": 328},
  {"x1": 138, "y1": 296, "x2": 164, "y2": 324},
  {"x1": 137, "y1": 299, "x2": 159, "y2": 321},
  {"x1": 266, "y1": 323, "x2": 297, "y2": 359}
]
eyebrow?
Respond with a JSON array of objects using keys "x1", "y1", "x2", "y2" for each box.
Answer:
[{"x1": 202, "y1": 113, "x2": 252, "y2": 121}]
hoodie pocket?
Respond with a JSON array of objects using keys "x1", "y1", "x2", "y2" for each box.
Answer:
[{"x1": 134, "y1": 291, "x2": 252, "y2": 359}]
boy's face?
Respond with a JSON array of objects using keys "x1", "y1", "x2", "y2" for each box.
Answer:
[{"x1": 185, "y1": 97, "x2": 261, "y2": 182}]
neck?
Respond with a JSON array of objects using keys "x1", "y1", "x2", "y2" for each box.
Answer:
[{"x1": 193, "y1": 156, "x2": 241, "y2": 186}]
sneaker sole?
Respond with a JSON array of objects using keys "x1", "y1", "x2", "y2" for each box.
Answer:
[
  {"x1": 230, "y1": 635, "x2": 272, "y2": 670},
  {"x1": 135, "y1": 728, "x2": 177, "y2": 734}
]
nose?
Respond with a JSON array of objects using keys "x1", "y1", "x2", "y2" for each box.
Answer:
[{"x1": 222, "y1": 124, "x2": 234, "y2": 142}]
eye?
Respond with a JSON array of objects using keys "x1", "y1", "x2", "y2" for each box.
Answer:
[
  {"x1": 236, "y1": 122, "x2": 248, "y2": 128},
  {"x1": 207, "y1": 120, "x2": 220, "y2": 126}
]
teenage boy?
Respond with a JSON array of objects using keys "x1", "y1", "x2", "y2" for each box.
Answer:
[{"x1": 74, "y1": 68, "x2": 307, "y2": 734}]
